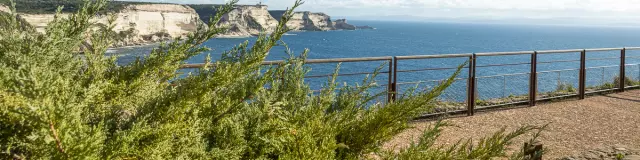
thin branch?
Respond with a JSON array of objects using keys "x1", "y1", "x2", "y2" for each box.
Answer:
[{"x1": 49, "y1": 120, "x2": 66, "y2": 154}]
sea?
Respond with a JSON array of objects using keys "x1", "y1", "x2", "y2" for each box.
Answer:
[{"x1": 108, "y1": 20, "x2": 640, "y2": 102}]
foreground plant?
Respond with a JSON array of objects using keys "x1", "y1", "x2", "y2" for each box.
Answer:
[{"x1": 0, "y1": 0, "x2": 543, "y2": 159}]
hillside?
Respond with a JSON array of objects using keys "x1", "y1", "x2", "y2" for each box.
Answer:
[{"x1": 0, "y1": 0, "x2": 165, "y2": 14}]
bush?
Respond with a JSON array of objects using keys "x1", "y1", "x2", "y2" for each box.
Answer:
[
  {"x1": 556, "y1": 82, "x2": 576, "y2": 93},
  {"x1": 613, "y1": 75, "x2": 640, "y2": 87},
  {"x1": 0, "y1": 0, "x2": 543, "y2": 159}
]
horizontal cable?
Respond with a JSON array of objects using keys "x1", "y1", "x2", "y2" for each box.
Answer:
[
  {"x1": 626, "y1": 56, "x2": 640, "y2": 59},
  {"x1": 396, "y1": 66, "x2": 465, "y2": 73},
  {"x1": 396, "y1": 78, "x2": 466, "y2": 85},
  {"x1": 537, "y1": 59, "x2": 580, "y2": 64},
  {"x1": 476, "y1": 72, "x2": 530, "y2": 79},
  {"x1": 304, "y1": 71, "x2": 390, "y2": 78},
  {"x1": 263, "y1": 56, "x2": 393, "y2": 65},
  {"x1": 537, "y1": 68, "x2": 580, "y2": 74},
  {"x1": 476, "y1": 62, "x2": 531, "y2": 68},
  {"x1": 585, "y1": 57, "x2": 620, "y2": 61},
  {"x1": 586, "y1": 65, "x2": 619, "y2": 69}
]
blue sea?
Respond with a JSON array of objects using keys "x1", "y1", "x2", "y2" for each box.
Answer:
[{"x1": 110, "y1": 21, "x2": 640, "y2": 102}]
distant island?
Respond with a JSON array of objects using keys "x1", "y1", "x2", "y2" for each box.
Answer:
[{"x1": 0, "y1": 1, "x2": 373, "y2": 47}]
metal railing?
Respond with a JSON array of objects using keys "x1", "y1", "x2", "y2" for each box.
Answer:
[{"x1": 180, "y1": 47, "x2": 640, "y2": 116}]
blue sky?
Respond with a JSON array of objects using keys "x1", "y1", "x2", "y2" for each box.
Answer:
[{"x1": 120, "y1": 0, "x2": 640, "y2": 25}]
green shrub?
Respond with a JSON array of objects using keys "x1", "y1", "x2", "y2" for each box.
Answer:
[
  {"x1": 556, "y1": 82, "x2": 576, "y2": 93},
  {"x1": 0, "y1": 0, "x2": 542, "y2": 159},
  {"x1": 613, "y1": 75, "x2": 640, "y2": 87}
]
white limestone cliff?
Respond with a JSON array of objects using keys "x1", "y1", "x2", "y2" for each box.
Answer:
[
  {"x1": 3, "y1": 3, "x2": 368, "y2": 45},
  {"x1": 287, "y1": 11, "x2": 333, "y2": 31},
  {"x1": 218, "y1": 5, "x2": 279, "y2": 37},
  {"x1": 269, "y1": 10, "x2": 337, "y2": 31},
  {"x1": 10, "y1": 4, "x2": 202, "y2": 47}
]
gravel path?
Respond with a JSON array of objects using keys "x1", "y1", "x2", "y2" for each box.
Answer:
[{"x1": 386, "y1": 90, "x2": 640, "y2": 159}]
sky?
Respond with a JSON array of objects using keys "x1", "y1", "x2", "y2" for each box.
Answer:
[{"x1": 120, "y1": 0, "x2": 640, "y2": 25}]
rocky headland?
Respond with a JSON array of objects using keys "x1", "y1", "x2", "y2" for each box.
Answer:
[
  {"x1": 0, "y1": 3, "x2": 201, "y2": 47},
  {"x1": 1, "y1": 1, "x2": 372, "y2": 48}
]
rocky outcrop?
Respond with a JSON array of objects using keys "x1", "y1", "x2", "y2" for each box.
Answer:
[
  {"x1": 106, "y1": 4, "x2": 201, "y2": 47},
  {"x1": 192, "y1": 5, "x2": 351, "y2": 37},
  {"x1": 117, "y1": 5, "x2": 199, "y2": 42},
  {"x1": 332, "y1": 19, "x2": 356, "y2": 30},
  {"x1": 13, "y1": 4, "x2": 202, "y2": 47},
  {"x1": 288, "y1": 11, "x2": 333, "y2": 31},
  {"x1": 270, "y1": 11, "x2": 334, "y2": 31},
  {"x1": 5, "y1": 2, "x2": 371, "y2": 42},
  {"x1": 219, "y1": 5, "x2": 278, "y2": 37},
  {"x1": 190, "y1": 5, "x2": 278, "y2": 37}
]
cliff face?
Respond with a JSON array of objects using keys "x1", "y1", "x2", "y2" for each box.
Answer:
[
  {"x1": 3, "y1": 2, "x2": 367, "y2": 43},
  {"x1": 219, "y1": 5, "x2": 278, "y2": 37},
  {"x1": 287, "y1": 12, "x2": 333, "y2": 31},
  {"x1": 190, "y1": 5, "x2": 278, "y2": 37},
  {"x1": 112, "y1": 4, "x2": 200, "y2": 39},
  {"x1": 269, "y1": 11, "x2": 335, "y2": 31},
  {"x1": 12, "y1": 4, "x2": 202, "y2": 47}
]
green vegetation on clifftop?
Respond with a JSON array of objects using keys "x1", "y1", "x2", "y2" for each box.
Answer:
[{"x1": 0, "y1": 0, "x2": 166, "y2": 14}]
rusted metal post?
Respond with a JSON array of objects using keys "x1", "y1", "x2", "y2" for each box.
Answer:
[
  {"x1": 392, "y1": 57, "x2": 398, "y2": 101},
  {"x1": 620, "y1": 48, "x2": 626, "y2": 92},
  {"x1": 388, "y1": 59, "x2": 394, "y2": 103},
  {"x1": 579, "y1": 49, "x2": 586, "y2": 99},
  {"x1": 530, "y1": 51, "x2": 537, "y2": 106},
  {"x1": 467, "y1": 54, "x2": 476, "y2": 116}
]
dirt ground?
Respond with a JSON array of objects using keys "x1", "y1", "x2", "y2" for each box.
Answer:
[{"x1": 386, "y1": 90, "x2": 640, "y2": 159}]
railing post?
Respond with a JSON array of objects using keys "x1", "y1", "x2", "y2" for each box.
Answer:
[
  {"x1": 530, "y1": 51, "x2": 537, "y2": 106},
  {"x1": 579, "y1": 49, "x2": 586, "y2": 99},
  {"x1": 388, "y1": 59, "x2": 395, "y2": 103},
  {"x1": 392, "y1": 57, "x2": 398, "y2": 102},
  {"x1": 620, "y1": 48, "x2": 626, "y2": 92},
  {"x1": 467, "y1": 54, "x2": 476, "y2": 116}
]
